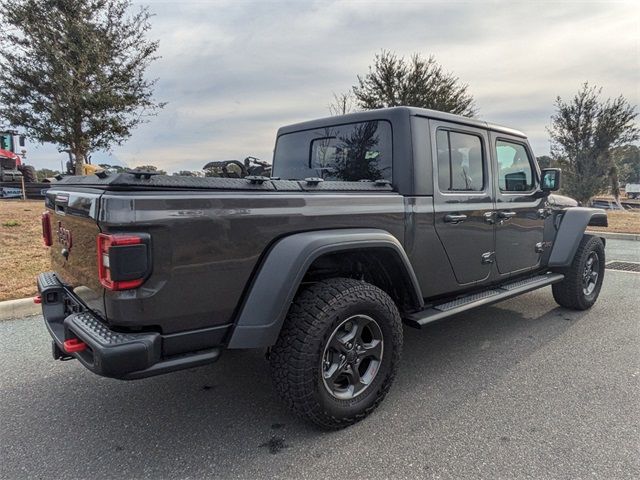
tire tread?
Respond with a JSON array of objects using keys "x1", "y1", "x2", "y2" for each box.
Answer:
[
  {"x1": 552, "y1": 235, "x2": 605, "y2": 310},
  {"x1": 269, "y1": 277, "x2": 402, "y2": 429}
]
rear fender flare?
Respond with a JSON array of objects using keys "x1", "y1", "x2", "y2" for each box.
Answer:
[
  {"x1": 227, "y1": 229, "x2": 422, "y2": 349},
  {"x1": 548, "y1": 207, "x2": 608, "y2": 267}
]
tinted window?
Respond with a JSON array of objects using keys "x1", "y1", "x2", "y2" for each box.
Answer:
[
  {"x1": 496, "y1": 140, "x2": 535, "y2": 192},
  {"x1": 436, "y1": 130, "x2": 484, "y2": 191},
  {"x1": 273, "y1": 121, "x2": 392, "y2": 182}
]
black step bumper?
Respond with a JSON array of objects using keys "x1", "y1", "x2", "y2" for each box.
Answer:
[{"x1": 37, "y1": 272, "x2": 221, "y2": 379}]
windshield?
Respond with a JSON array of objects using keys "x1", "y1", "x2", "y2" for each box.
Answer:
[
  {"x1": 0, "y1": 133, "x2": 14, "y2": 153},
  {"x1": 273, "y1": 120, "x2": 392, "y2": 182}
]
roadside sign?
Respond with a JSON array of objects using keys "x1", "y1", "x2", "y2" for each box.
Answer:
[{"x1": 0, "y1": 186, "x2": 23, "y2": 198}]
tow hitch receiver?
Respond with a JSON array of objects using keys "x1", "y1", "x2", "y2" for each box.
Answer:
[{"x1": 52, "y1": 341, "x2": 73, "y2": 361}]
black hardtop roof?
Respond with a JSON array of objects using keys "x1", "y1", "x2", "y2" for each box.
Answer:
[{"x1": 277, "y1": 106, "x2": 527, "y2": 139}]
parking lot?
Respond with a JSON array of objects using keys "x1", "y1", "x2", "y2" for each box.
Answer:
[{"x1": 1, "y1": 240, "x2": 638, "y2": 479}]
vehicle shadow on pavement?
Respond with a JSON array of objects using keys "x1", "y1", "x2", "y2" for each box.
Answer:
[{"x1": 1, "y1": 291, "x2": 589, "y2": 478}]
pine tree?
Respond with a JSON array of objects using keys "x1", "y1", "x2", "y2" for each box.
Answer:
[{"x1": 331, "y1": 50, "x2": 476, "y2": 117}]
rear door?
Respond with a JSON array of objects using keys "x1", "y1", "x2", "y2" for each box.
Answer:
[
  {"x1": 490, "y1": 133, "x2": 546, "y2": 275},
  {"x1": 430, "y1": 120, "x2": 495, "y2": 286}
]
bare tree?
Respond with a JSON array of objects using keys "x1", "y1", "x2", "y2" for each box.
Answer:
[{"x1": 328, "y1": 92, "x2": 357, "y2": 116}]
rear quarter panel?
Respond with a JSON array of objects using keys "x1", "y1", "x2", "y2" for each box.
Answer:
[{"x1": 99, "y1": 191, "x2": 406, "y2": 334}]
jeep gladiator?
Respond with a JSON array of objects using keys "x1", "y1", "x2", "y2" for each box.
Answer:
[{"x1": 37, "y1": 107, "x2": 608, "y2": 429}]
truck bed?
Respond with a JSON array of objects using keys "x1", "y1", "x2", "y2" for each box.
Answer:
[{"x1": 45, "y1": 174, "x2": 409, "y2": 341}]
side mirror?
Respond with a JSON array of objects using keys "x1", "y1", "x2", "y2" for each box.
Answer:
[
  {"x1": 541, "y1": 168, "x2": 561, "y2": 192},
  {"x1": 18, "y1": 135, "x2": 26, "y2": 147}
]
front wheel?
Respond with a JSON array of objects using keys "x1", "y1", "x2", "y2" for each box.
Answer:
[
  {"x1": 269, "y1": 278, "x2": 402, "y2": 429},
  {"x1": 552, "y1": 235, "x2": 605, "y2": 310}
]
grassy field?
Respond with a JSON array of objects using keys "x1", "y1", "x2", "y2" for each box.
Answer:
[
  {"x1": 0, "y1": 200, "x2": 50, "y2": 302},
  {"x1": 0, "y1": 199, "x2": 638, "y2": 302},
  {"x1": 588, "y1": 210, "x2": 640, "y2": 234}
]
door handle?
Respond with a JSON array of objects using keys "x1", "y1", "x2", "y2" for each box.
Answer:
[
  {"x1": 444, "y1": 214, "x2": 468, "y2": 224},
  {"x1": 483, "y1": 211, "x2": 495, "y2": 224},
  {"x1": 497, "y1": 211, "x2": 516, "y2": 220}
]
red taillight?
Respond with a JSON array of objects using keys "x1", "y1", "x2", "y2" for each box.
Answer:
[
  {"x1": 97, "y1": 233, "x2": 149, "y2": 291},
  {"x1": 42, "y1": 212, "x2": 52, "y2": 246}
]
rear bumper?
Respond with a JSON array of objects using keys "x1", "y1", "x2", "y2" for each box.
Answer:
[{"x1": 37, "y1": 272, "x2": 221, "y2": 379}]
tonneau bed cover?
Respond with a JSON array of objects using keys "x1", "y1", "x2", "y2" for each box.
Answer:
[{"x1": 53, "y1": 173, "x2": 395, "y2": 192}]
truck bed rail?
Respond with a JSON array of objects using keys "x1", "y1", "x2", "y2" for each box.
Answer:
[{"x1": 53, "y1": 173, "x2": 395, "y2": 192}]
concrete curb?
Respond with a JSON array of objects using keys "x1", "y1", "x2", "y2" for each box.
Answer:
[
  {"x1": 586, "y1": 231, "x2": 640, "y2": 241},
  {"x1": 0, "y1": 297, "x2": 40, "y2": 321}
]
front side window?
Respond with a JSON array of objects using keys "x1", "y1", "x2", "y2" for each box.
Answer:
[
  {"x1": 436, "y1": 130, "x2": 484, "y2": 192},
  {"x1": 273, "y1": 121, "x2": 392, "y2": 182},
  {"x1": 0, "y1": 133, "x2": 13, "y2": 152},
  {"x1": 496, "y1": 140, "x2": 535, "y2": 192}
]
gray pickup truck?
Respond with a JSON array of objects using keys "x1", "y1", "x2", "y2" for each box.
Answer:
[{"x1": 37, "y1": 107, "x2": 608, "y2": 429}]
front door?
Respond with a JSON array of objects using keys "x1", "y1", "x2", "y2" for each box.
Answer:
[
  {"x1": 490, "y1": 133, "x2": 546, "y2": 275},
  {"x1": 431, "y1": 120, "x2": 495, "y2": 286}
]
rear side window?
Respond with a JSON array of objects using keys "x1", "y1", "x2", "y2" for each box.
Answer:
[
  {"x1": 273, "y1": 121, "x2": 392, "y2": 182},
  {"x1": 496, "y1": 140, "x2": 535, "y2": 192},
  {"x1": 436, "y1": 130, "x2": 484, "y2": 192}
]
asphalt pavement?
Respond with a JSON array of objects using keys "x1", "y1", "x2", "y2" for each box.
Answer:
[
  {"x1": 604, "y1": 238, "x2": 640, "y2": 262},
  {"x1": 1, "y1": 241, "x2": 638, "y2": 479}
]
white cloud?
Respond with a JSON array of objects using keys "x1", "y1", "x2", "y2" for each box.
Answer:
[{"x1": 24, "y1": 0, "x2": 640, "y2": 171}]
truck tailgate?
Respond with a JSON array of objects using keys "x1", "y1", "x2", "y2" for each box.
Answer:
[{"x1": 45, "y1": 188, "x2": 104, "y2": 315}]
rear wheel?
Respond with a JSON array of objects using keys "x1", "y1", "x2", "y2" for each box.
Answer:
[
  {"x1": 269, "y1": 278, "x2": 402, "y2": 429},
  {"x1": 552, "y1": 235, "x2": 605, "y2": 310},
  {"x1": 18, "y1": 165, "x2": 37, "y2": 183}
]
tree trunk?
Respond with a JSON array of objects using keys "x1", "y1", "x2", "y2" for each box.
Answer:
[
  {"x1": 74, "y1": 150, "x2": 85, "y2": 176},
  {"x1": 610, "y1": 165, "x2": 623, "y2": 210}
]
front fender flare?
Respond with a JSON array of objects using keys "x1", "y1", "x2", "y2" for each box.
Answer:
[
  {"x1": 227, "y1": 229, "x2": 422, "y2": 349},
  {"x1": 548, "y1": 207, "x2": 608, "y2": 267}
]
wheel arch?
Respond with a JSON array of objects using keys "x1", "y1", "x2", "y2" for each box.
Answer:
[
  {"x1": 548, "y1": 207, "x2": 608, "y2": 267},
  {"x1": 227, "y1": 229, "x2": 423, "y2": 349}
]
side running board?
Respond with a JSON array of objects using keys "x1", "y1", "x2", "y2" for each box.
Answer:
[{"x1": 404, "y1": 272, "x2": 565, "y2": 328}]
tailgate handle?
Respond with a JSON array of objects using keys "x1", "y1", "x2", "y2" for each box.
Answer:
[{"x1": 54, "y1": 194, "x2": 69, "y2": 214}]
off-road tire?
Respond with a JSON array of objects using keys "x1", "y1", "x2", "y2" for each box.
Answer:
[
  {"x1": 270, "y1": 278, "x2": 402, "y2": 430},
  {"x1": 18, "y1": 164, "x2": 37, "y2": 183},
  {"x1": 552, "y1": 235, "x2": 605, "y2": 310}
]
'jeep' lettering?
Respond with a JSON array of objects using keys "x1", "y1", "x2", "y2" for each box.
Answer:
[{"x1": 56, "y1": 222, "x2": 72, "y2": 251}]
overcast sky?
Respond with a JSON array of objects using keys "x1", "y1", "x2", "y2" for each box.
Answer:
[{"x1": 24, "y1": 0, "x2": 640, "y2": 172}]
